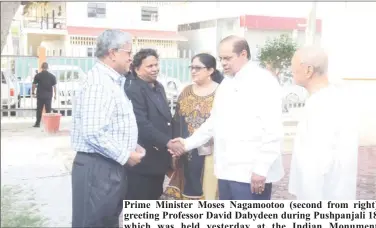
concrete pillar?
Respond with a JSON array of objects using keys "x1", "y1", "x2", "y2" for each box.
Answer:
[
  {"x1": 37, "y1": 46, "x2": 47, "y2": 117},
  {"x1": 37, "y1": 46, "x2": 46, "y2": 73}
]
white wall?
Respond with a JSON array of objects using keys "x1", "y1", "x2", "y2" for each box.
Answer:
[
  {"x1": 66, "y1": 2, "x2": 178, "y2": 31},
  {"x1": 319, "y1": 2, "x2": 376, "y2": 81},
  {"x1": 177, "y1": 27, "x2": 217, "y2": 57},
  {"x1": 319, "y1": 2, "x2": 376, "y2": 146}
]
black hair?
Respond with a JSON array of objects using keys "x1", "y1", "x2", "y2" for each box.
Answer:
[
  {"x1": 41, "y1": 62, "x2": 48, "y2": 70},
  {"x1": 191, "y1": 53, "x2": 224, "y2": 84},
  {"x1": 220, "y1": 35, "x2": 251, "y2": 60},
  {"x1": 131, "y1": 48, "x2": 159, "y2": 76}
]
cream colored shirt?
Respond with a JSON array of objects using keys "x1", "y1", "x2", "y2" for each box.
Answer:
[
  {"x1": 288, "y1": 85, "x2": 359, "y2": 200},
  {"x1": 184, "y1": 61, "x2": 285, "y2": 184}
]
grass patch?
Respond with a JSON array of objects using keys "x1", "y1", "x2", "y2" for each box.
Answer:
[{"x1": 1, "y1": 185, "x2": 48, "y2": 227}]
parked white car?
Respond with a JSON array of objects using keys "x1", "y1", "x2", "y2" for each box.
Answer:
[
  {"x1": 49, "y1": 65, "x2": 86, "y2": 108},
  {"x1": 282, "y1": 83, "x2": 308, "y2": 104},
  {"x1": 26, "y1": 65, "x2": 87, "y2": 108},
  {"x1": 158, "y1": 75, "x2": 183, "y2": 101},
  {"x1": 1, "y1": 69, "x2": 20, "y2": 109}
]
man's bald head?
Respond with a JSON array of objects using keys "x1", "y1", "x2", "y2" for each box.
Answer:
[
  {"x1": 291, "y1": 46, "x2": 329, "y2": 90},
  {"x1": 293, "y1": 46, "x2": 328, "y2": 76},
  {"x1": 218, "y1": 35, "x2": 251, "y2": 76}
]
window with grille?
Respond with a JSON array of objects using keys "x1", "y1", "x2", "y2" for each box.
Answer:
[
  {"x1": 87, "y1": 3, "x2": 106, "y2": 18},
  {"x1": 87, "y1": 47, "x2": 96, "y2": 57},
  {"x1": 141, "y1": 6, "x2": 158, "y2": 22},
  {"x1": 70, "y1": 36, "x2": 96, "y2": 46},
  {"x1": 178, "y1": 20, "x2": 216, "y2": 31}
]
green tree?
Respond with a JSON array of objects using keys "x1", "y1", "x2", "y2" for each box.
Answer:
[{"x1": 258, "y1": 34, "x2": 297, "y2": 82}]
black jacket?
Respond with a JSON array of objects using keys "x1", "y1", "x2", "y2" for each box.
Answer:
[{"x1": 125, "y1": 77, "x2": 173, "y2": 175}]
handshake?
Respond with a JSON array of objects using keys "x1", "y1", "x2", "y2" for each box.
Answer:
[{"x1": 167, "y1": 138, "x2": 186, "y2": 157}]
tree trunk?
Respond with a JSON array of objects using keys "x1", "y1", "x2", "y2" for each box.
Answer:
[{"x1": 1, "y1": 2, "x2": 21, "y2": 54}]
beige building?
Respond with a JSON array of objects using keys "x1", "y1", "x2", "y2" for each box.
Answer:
[{"x1": 19, "y1": 2, "x2": 187, "y2": 57}]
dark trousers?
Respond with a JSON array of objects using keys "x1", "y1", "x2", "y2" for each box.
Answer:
[
  {"x1": 35, "y1": 97, "x2": 52, "y2": 125},
  {"x1": 71, "y1": 152, "x2": 127, "y2": 228},
  {"x1": 218, "y1": 179, "x2": 272, "y2": 200},
  {"x1": 125, "y1": 171, "x2": 165, "y2": 200}
]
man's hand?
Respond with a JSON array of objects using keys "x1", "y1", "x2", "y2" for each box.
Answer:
[
  {"x1": 167, "y1": 138, "x2": 185, "y2": 157},
  {"x1": 127, "y1": 145, "x2": 145, "y2": 167},
  {"x1": 251, "y1": 173, "x2": 266, "y2": 194},
  {"x1": 136, "y1": 144, "x2": 146, "y2": 157}
]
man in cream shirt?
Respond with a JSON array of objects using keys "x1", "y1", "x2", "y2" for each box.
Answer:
[
  {"x1": 288, "y1": 46, "x2": 359, "y2": 200},
  {"x1": 171, "y1": 35, "x2": 284, "y2": 200}
]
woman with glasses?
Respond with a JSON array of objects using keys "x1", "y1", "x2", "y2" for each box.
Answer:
[{"x1": 161, "y1": 53, "x2": 223, "y2": 200}]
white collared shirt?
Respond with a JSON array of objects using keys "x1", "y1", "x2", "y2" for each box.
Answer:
[
  {"x1": 288, "y1": 85, "x2": 359, "y2": 200},
  {"x1": 185, "y1": 61, "x2": 285, "y2": 183}
]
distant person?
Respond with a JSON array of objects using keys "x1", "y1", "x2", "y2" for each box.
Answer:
[
  {"x1": 161, "y1": 53, "x2": 223, "y2": 200},
  {"x1": 70, "y1": 29, "x2": 144, "y2": 227},
  {"x1": 123, "y1": 63, "x2": 135, "y2": 93},
  {"x1": 31, "y1": 62, "x2": 56, "y2": 127},
  {"x1": 288, "y1": 46, "x2": 359, "y2": 200}
]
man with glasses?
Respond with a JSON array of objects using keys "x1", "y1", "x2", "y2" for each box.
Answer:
[
  {"x1": 170, "y1": 35, "x2": 284, "y2": 200},
  {"x1": 70, "y1": 29, "x2": 144, "y2": 227}
]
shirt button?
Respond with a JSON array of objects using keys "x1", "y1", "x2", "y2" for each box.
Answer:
[{"x1": 167, "y1": 122, "x2": 171, "y2": 126}]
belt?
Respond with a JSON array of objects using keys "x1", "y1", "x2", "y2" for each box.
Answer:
[{"x1": 77, "y1": 151, "x2": 119, "y2": 166}]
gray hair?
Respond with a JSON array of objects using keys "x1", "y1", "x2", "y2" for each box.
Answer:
[
  {"x1": 297, "y1": 46, "x2": 328, "y2": 75},
  {"x1": 95, "y1": 29, "x2": 132, "y2": 58}
]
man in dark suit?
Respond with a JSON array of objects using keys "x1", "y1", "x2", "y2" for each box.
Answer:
[{"x1": 125, "y1": 49, "x2": 184, "y2": 200}]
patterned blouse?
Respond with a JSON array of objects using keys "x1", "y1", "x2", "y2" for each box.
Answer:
[{"x1": 173, "y1": 84, "x2": 216, "y2": 158}]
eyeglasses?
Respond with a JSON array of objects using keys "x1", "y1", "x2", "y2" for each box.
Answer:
[
  {"x1": 218, "y1": 56, "x2": 234, "y2": 62},
  {"x1": 188, "y1": 66, "x2": 207, "y2": 71},
  {"x1": 117, "y1": 48, "x2": 132, "y2": 55}
]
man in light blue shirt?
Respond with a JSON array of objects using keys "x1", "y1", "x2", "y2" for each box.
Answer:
[{"x1": 71, "y1": 29, "x2": 144, "y2": 227}]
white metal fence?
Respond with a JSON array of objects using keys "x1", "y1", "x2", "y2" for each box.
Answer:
[{"x1": 0, "y1": 52, "x2": 305, "y2": 119}]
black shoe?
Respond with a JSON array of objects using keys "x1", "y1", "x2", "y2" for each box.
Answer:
[{"x1": 33, "y1": 124, "x2": 40, "y2": 128}]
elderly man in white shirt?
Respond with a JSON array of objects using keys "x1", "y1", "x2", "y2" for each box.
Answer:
[
  {"x1": 288, "y1": 46, "x2": 359, "y2": 200},
  {"x1": 170, "y1": 35, "x2": 284, "y2": 200},
  {"x1": 71, "y1": 30, "x2": 144, "y2": 227}
]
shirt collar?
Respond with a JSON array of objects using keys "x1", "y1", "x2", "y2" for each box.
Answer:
[
  {"x1": 226, "y1": 60, "x2": 254, "y2": 81},
  {"x1": 236, "y1": 60, "x2": 254, "y2": 78},
  {"x1": 95, "y1": 60, "x2": 123, "y2": 84}
]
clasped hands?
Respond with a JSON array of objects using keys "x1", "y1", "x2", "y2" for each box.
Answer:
[{"x1": 167, "y1": 138, "x2": 186, "y2": 157}]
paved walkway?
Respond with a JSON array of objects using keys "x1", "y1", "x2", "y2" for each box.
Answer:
[
  {"x1": 1, "y1": 121, "x2": 72, "y2": 227},
  {"x1": 1, "y1": 118, "x2": 375, "y2": 227},
  {"x1": 272, "y1": 146, "x2": 376, "y2": 199}
]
